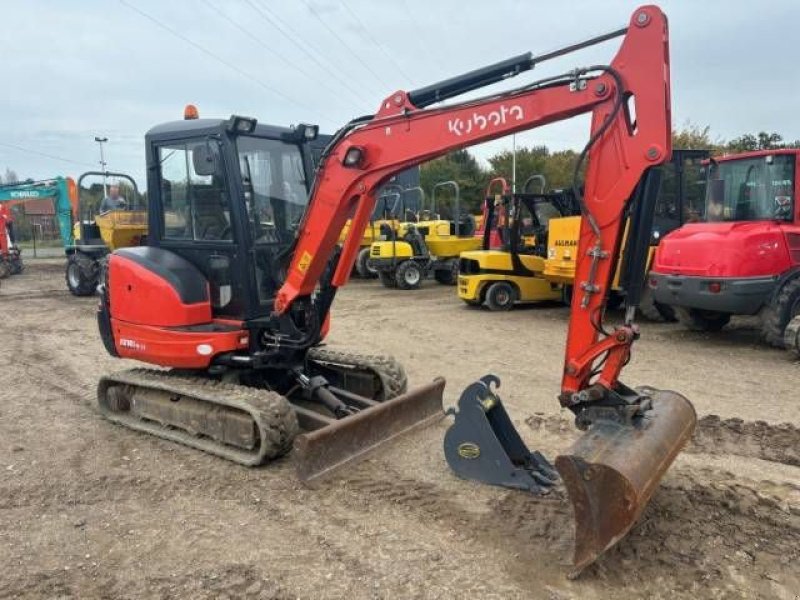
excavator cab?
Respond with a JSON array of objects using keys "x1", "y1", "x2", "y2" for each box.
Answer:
[
  {"x1": 96, "y1": 112, "x2": 445, "y2": 480},
  {"x1": 143, "y1": 120, "x2": 311, "y2": 319}
]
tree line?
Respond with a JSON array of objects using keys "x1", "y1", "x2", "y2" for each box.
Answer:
[{"x1": 420, "y1": 125, "x2": 800, "y2": 213}]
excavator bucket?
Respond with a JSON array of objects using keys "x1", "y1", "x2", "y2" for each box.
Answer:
[
  {"x1": 556, "y1": 388, "x2": 696, "y2": 572},
  {"x1": 444, "y1": 378, "x2": 696, "y2": 572},
  {"x1": 443, "y1": 375, "x2": 559, "y2": 493},
  {"x1": 293, "y1": 377, "x2": 446, "y2": 483}
]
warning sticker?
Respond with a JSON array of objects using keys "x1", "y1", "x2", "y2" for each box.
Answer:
[{"x1": 297, "y1": 251, "x2": 313, "y2": 273}]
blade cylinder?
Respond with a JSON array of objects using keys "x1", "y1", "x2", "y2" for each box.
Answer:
[{"x1": 555, "y1": 389, "x2": 696, "y2": 572}]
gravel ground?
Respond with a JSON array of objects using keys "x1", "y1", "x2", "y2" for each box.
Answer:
[{"x1": 0, "y1": 260, "x2": 797, "y2": 599}]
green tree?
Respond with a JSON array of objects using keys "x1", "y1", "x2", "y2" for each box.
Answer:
[
  {"x1": 672, "y1": 122, "x2": 720, "y2": 152},
  {"x1": 726, "y1": 131, "x2": 791, "y2": 153},
  {"x1": 487, "y1": 146, "x2": 580, "y2": 192},
  {"x1": 419, "y1": 149, "x2": 488, "y2": 214}
]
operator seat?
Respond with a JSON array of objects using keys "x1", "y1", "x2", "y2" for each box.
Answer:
[
  {"x1": 192, "y1": 188, "x2": 231, "y2": 240},
  {"x1": 451, "y1": 214, "x2": 476, "y2": 237}
]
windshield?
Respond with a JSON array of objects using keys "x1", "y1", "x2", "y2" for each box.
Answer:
[
  {"x1": 237, "y1": 136, "x2": 308, "y2": 245},
  {"x1": 706, "y1": 154, "x2": 794, "y2": 222},
  {"x1": 533, "y1": 201, "x2": 562, "y2": 228}
]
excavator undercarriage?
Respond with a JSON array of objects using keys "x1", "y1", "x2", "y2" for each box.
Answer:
[{"x1": 97, "y1": 348, "x2": 444, "y2": 480}]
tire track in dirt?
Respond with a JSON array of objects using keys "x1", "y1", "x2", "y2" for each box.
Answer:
[
  {"x1": 3, "y1": 329, "x2": 93, "y2": 405},
  {"x1": 0, "y1": 289, "x2": 71, "y2": 300},
  {"x1": 0, "y1": 465, "x2": 299, "y2": 512},
  {"x1": 330, "y1": 420, "x2": 800, "y2": 598},
  {"x1": 0, "y1": 564, "x2": 294, "y2": 600}
]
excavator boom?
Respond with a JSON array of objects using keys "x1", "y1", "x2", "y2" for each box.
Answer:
[{"x1": 274, "y1": 5, "x2": 695, "y2": 571}]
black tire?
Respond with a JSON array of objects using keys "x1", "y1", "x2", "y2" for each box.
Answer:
[
  {"x1": 605, "y1": 291, "x2": 625, "y2": 311},
  {"x1": 676, "y1": 307, "x2": 731, "y2": 332},
  {"x1": 639, "y1": 284, "x2": 677, "y2": 322},
  {"x1": 761, "y1": 276, "x2": 800, "y2": 347},
  {"x1": 66, "y1": 252, "x2": 99, "y2": 296},
  {"x1": 433, "y1": 258, "x2": 459, "y2": 285},
  {"x1": 484, "y1": 281, "x2": 516, "y2": 311},
  {"x1": 378, "y1": 270, "x2": 397, "y2": 289},
  {"x1": 783, "y1": 316, "x2": 800, "y2": 358},
  {"x1": 562, "y1": 285, "x2": 573, "y2": 306},
  {"x1": 395, "y1": 261, "x2": 423, "y2": 290},
  {"x1": 10, "y1": 255, "x2": 23, "y2": 275},
  {"x1": 0, "y1": 260, "x2": 10, "y2": 280},
  {"x1": 355, "y1": 247, "x2": 377, "y2": 279}
]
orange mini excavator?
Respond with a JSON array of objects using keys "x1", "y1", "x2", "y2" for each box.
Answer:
[{"x1": 96, "y1": 5, "x2": 695, "y2": 572}]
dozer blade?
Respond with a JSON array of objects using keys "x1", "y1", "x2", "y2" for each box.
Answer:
[
  {"x1": 443, "y1": 375, "x2": 558, "y2": 493},
  {"x1": 555, "y1": 388, "x2": 696, "y2": 573},
  {"x1": 293, "y1": 377, "x2": 445, "y2": 483}
]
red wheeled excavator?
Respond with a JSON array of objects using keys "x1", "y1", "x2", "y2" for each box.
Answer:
[{"x1": 96, "y1": 5, "x2": 695, "y2": 572}]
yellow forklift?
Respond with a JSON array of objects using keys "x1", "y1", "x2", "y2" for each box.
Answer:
[
  {"x1": 458, "y1": 149, "x2": 708, "y2": 312},
  {"x1": 543, "y1": 149, "x2": 708, "y2": 318},
  {"x1": 457, "y1": 176, "x2": 581, "y2": 309},
  {"x1": 369, "y1": 181, "x2": 481, "y2": 289}
]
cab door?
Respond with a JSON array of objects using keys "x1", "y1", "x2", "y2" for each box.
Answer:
[{"x1": 150, "y1": 137, "x2": 247, "y2": 319}]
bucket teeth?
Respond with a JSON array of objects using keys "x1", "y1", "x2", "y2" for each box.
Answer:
[{"x1": 444, "y1": 375, "x2": 558, "y2": 494}]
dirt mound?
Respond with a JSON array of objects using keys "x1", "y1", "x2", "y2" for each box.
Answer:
[
  {"x1": 690, "y1": 415, "x2": 800, "y2": 466},
  {"x1": 526, "y1": 412, "x2": 800, "y2": 466}
]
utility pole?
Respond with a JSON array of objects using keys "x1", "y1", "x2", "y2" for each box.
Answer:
[
  {"x1": 511, "y1": 134, "x2": 517, "y2": 193},
  {"x1": 94, "y1": 136, "x2": 109, "y2": 197}
]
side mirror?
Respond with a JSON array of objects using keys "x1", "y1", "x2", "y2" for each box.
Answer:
[{"x1": 193, "y1": 142, "x2": 220, "y2": 177}]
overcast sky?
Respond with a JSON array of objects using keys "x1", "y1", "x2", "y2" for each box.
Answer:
[{"x1": 1, "y1": 0, "x2": 798, "y2": 188}]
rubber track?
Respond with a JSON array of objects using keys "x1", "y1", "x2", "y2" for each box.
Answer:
[
  {"x1": 306, "y1": 347, "x2": 408, "y2": 400},
  {"x1": 96, "y1": 368, "x2": 299, "y2": 466}
]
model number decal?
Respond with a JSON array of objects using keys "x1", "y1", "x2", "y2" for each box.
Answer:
[
  {"x1": 447, "y1": 104, "x2": 524, "y2": 137},
  {"x1": 120, "y1": 338, "x2": 146, "y2": 351}
]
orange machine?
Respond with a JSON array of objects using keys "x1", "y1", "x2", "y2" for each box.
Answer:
[{"x1": 96, "y1": 6, "x2": 694, "y2": 572}]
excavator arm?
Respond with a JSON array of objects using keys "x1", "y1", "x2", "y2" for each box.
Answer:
[
  {"x1": 275, "y1": 5, "x2": 695, "y2": 572},
  {"x1": 277, "y1": 5, "x2": 668, "y2": 400}
]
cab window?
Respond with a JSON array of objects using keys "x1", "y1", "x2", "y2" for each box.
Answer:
[{"x1": 158, "y1": 140, "x2": 232, "y2": 241}]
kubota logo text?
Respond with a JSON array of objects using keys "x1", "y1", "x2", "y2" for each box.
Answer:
[{"x1": 447, "y1": 104, "x2": 524, "y2": 137}]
